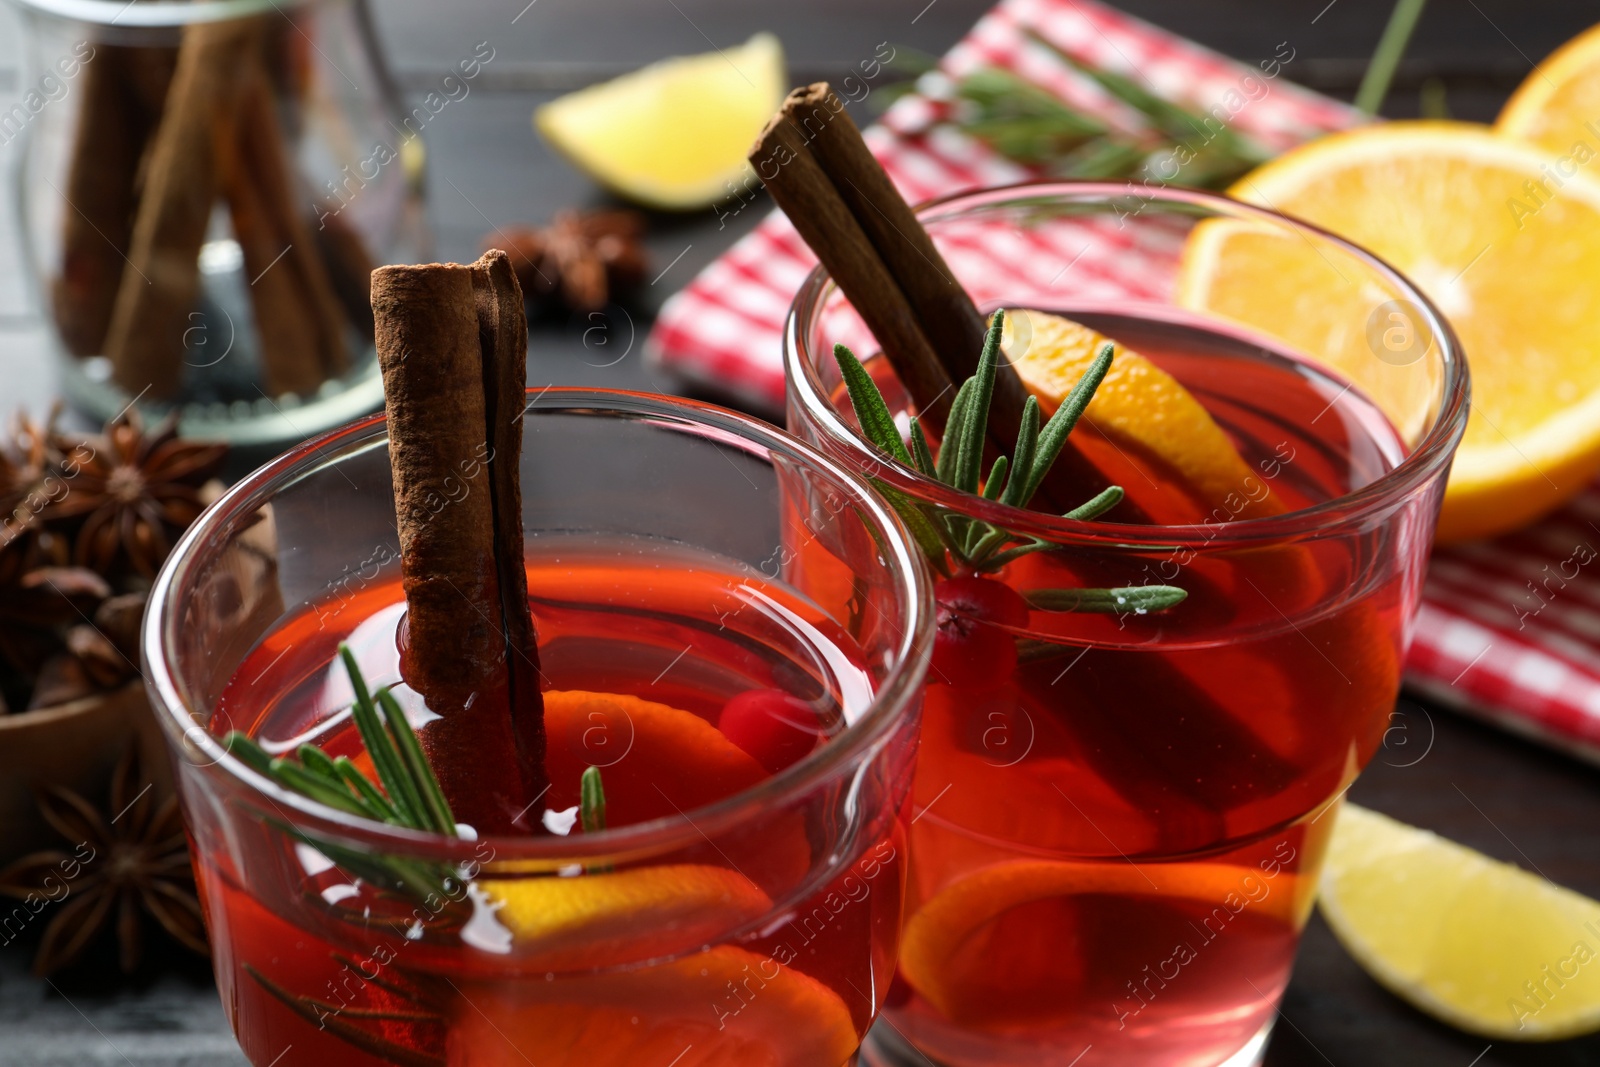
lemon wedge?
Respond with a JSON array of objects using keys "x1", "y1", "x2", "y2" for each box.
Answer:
[
  {"x1": 1320, "y1": 804, "x2": 1600, "y2": 1040},
  {"x1": 535, "y1": 33, "x2": 786, "y2": 210}
]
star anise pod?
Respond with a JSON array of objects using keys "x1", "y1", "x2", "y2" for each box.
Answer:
[
  {"x1": 0, "y1": 411, "x2": 68, "y2": 588},
  {"x1": 0, "y1": 566, "x2": 110, "y2": 705},
  {"x1": 46, "y1": 411, "x2": 227, "y2": 580},
  {"x1": 0, "y1": 742, "x2": 206, "y2": 975},
  {"x1": 490, "y1": 209, "x2": 649, "y2": 314}
]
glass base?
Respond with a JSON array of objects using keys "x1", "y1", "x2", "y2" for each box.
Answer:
[{"x1": 861, "y1": 1014, "x2": 1275, "y2": 1067}]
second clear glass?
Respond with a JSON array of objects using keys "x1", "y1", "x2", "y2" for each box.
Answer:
[{"x1": 785, "y1": 181, "x2": 1469, "y2": 1067}]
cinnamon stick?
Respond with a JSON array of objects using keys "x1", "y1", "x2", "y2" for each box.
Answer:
[
  {"x1": 371, "y1": 250, "x2": 546, "y2": 832},
  {"x1": 754, "y1": 83, "x2": 1138, "y2": 518},
  {"x1": 52, "y1": 46, "x2": 163, "y2": 358},
  {"x1": 752, "y1": 117, "x2": 957, "y2": 425},
  {"x1": 104, "y1": 21, "x2": 264, "y2": 399},
  {"x1": 226, "y1": 60, "x2": 351, "y2": 394}
]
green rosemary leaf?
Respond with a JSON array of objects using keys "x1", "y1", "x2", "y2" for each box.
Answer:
[
  {"x1": 286, "y1": 829, "x2": 452, "y2": 904},
  {"x1": 269, "y1": 759, "x2": 373, "y2": 819},
  {"x1": 879, "y1": 482, "x2": 952, "y2": 577},
  {"x1": 581, "y1": 766, "x2": 607, "y2": 834},
  {"x1": 1059, "y1": 137, "x2": 1152, "y2": 180},
  {"x1": 967, "y1": 523, "x2": 1014, "y2": 565},
  {"x1": 937, "y1": 379, "x2": 975, "y2": 487},
  {"x1": 222, "y1": 731, "x2": 275, "y2": 776},
  {"x1": 339, "y1": 645, "x2": 425, "y2": 830},
  {"x1": 909, "y1": 419, "x2": 937, "y2": 478},
  {"x1": 981, "y1": 538, "x2": 1055, "y2": 569},
  {"x1": 335, "y1": 756, "x2": 401, "y2": 823},
  {"x1": 297, "y1": 744, "x2": 346, "y2": 787},
  {"x1": 955, "y1": 311, "x2": 1005, "y2": 495},
  {"x1": 1024, "y1": 343, "x2": 1113, "y2": 505},
  {"x1": 376, "y1": 688, "x2": 458, "y2": 837},
  {"x1": 834, "y1": 344, "x2": 914, "y2": 467},
  {"x1": 983, "y1": 455, "x2": 1009, "y2": 501},
  {"x1": 1026, "y1": 585, "x2": 1188, "y2": 614},
  {"x1": 1065, "y1": 485, "x2": 1124, "y2": 521},
  {"x1": 1000, "y1": 396, "x2": 1040, "y2": 509}
]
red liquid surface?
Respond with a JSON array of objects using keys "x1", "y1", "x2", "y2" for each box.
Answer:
[
  {"x1": 198, "y1": 549, "x2": 906, "y2": 1067},
  {"x1": 844, "y1": 310, "x2": 1412, "y2": 1067}
]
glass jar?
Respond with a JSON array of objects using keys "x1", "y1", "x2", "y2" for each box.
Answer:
[
  {"x1": 8, "y1": 0, "x2": 428, "y2": 460},
  {"x1": 785, "y1": 181, "x2": 1468, "y2": 1066}
]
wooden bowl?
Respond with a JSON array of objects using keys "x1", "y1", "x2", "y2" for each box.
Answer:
[{"x1": 0, "y1": 683, "x2": 171, "y2": 865}]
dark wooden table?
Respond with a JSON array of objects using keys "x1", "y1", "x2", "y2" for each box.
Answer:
[{"x1": 2, "y1": 1, "x2": 1598, "y2": 1063}]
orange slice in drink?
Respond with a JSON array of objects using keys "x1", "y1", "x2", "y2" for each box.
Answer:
[
  {"x1": 446, "y1": 944, "x2": 858, "y2": 1066},
  {"x1": 899, "y1": 858, "x2": 1308, "y2": 1025},
  {"x1": 542, "y1": 690, "x2": 766, "y2": 824},
  {"x1": 481, "y1": 865, "x2": 773, "y2": 972},
  {"x1": 1001, "y1": 309, "x2": 1286, "y2": 522}
]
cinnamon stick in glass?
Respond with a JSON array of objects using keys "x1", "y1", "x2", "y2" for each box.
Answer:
[
  {"x1": 753, "y1": 83, "x2": 1138, "y2": 518},
  {"x1": 371, "y1": 250, "x2": 546, "y2": 832}
]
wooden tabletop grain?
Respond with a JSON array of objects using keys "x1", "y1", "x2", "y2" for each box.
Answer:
[{"x1": 1, "y1": 2, "x2": 1597, "y2": 1064}]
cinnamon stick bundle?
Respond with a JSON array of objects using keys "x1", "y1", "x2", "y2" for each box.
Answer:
[
  {"x1": 752, "y1": 83, "x2": 1133, "y2": 517},
  {"x1": 371, "y1": 250, "x2": 545, "y2": 833}
]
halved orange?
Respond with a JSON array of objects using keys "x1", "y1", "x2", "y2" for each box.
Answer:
[
  {"x1": 1179, "y1": 121, "x2": 1600, "y2": 543},
  {"x1": 447, "y1": 945, "x2": 858, "y2": 1066},
  {"x1": 1497, "y1": 21, "x2": 1600, "y2": 157}
]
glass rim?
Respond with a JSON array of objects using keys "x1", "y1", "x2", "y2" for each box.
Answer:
[
  {"x1": 7, "y1": 0, "x2": 318, "y2": 27},
  {"x1": 785, "y1": 179, "x2": 1472, "y2": 550},
  {"x1": 143, "y1": 387, "x2": 933, "y2": 862}
]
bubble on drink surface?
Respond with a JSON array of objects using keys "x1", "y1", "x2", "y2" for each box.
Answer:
[{"x1": 1365, "y1": 299, "x2": 1433, "y2": 367}]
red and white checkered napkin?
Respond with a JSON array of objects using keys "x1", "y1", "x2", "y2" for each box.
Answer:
[{"x1": 647, "y1": 0, "x2": 1600, "y2": 765}]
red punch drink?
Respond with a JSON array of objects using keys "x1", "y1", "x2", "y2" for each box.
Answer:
[
  {"x1": 786, "y1": 185, "x2": 1467, "y2": 1066},
  {"x1": 147, "y1": 392, "x2": 933, "y2": 1067}
]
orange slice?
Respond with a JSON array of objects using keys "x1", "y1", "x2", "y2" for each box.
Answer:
[
  {"x1": 900, "y1": 858, "x2": 1308, "y2": 1025},
  {"x1": 481, "y1": 865, "x2": 772, "y2": 971},
  {"x1": 1496, "y1": 22, "x2": 1600, "y2": 157},
  {"x1": 446, "y1": 944, "x2": 858, "y2": 1066},
  {"x1": 1001, "y1": 309, "x2": 1285, "y2": 521},
  {"x1": 1179, "y1": 121, "x2": 1600, "y2": 542},
  {"x1": 542, "y1": 690, "x2": 766, "y2": 824}
]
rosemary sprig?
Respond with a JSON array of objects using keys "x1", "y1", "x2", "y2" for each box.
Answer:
[
  {"x1": 908, "y1": 33, "x2": 1272, "y2": 190},
  {"x1": 835, "y1": 309, "x2": 1185, "y2": 616},
  {"x1": 580, "y1": 765, "x2": 607, "y2": 834},
  {"x1": 222, "y1": 644, "x2": 462, "y2": 902}
]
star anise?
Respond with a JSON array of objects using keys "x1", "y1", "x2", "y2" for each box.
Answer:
[
  {"x1": 0, "y1": 411, "x2": 68, "y2": 588},
  {"x1": 0, "y1": 566, "x2": 111, "y2": 709},
  {"x1": 46, "y1": 411, "x2": 227, "y2": 580},
  {"x1": 490, "y1": 209, "x2": 649, "y2": 314},
  {"x1": 0, "y1": 742, "x2": 206, "y2": 975}
]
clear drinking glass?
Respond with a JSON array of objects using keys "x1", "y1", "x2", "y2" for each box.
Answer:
[
  {"x1": 144, "y1": 389, "x2": 932, "y2": 1066},
  {"x1": 785, "y1": 182, "x2": 1469, "y2": 1067},
  {"x1": 9, "y1": 0, "x2": 428, "y2": 459}
]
